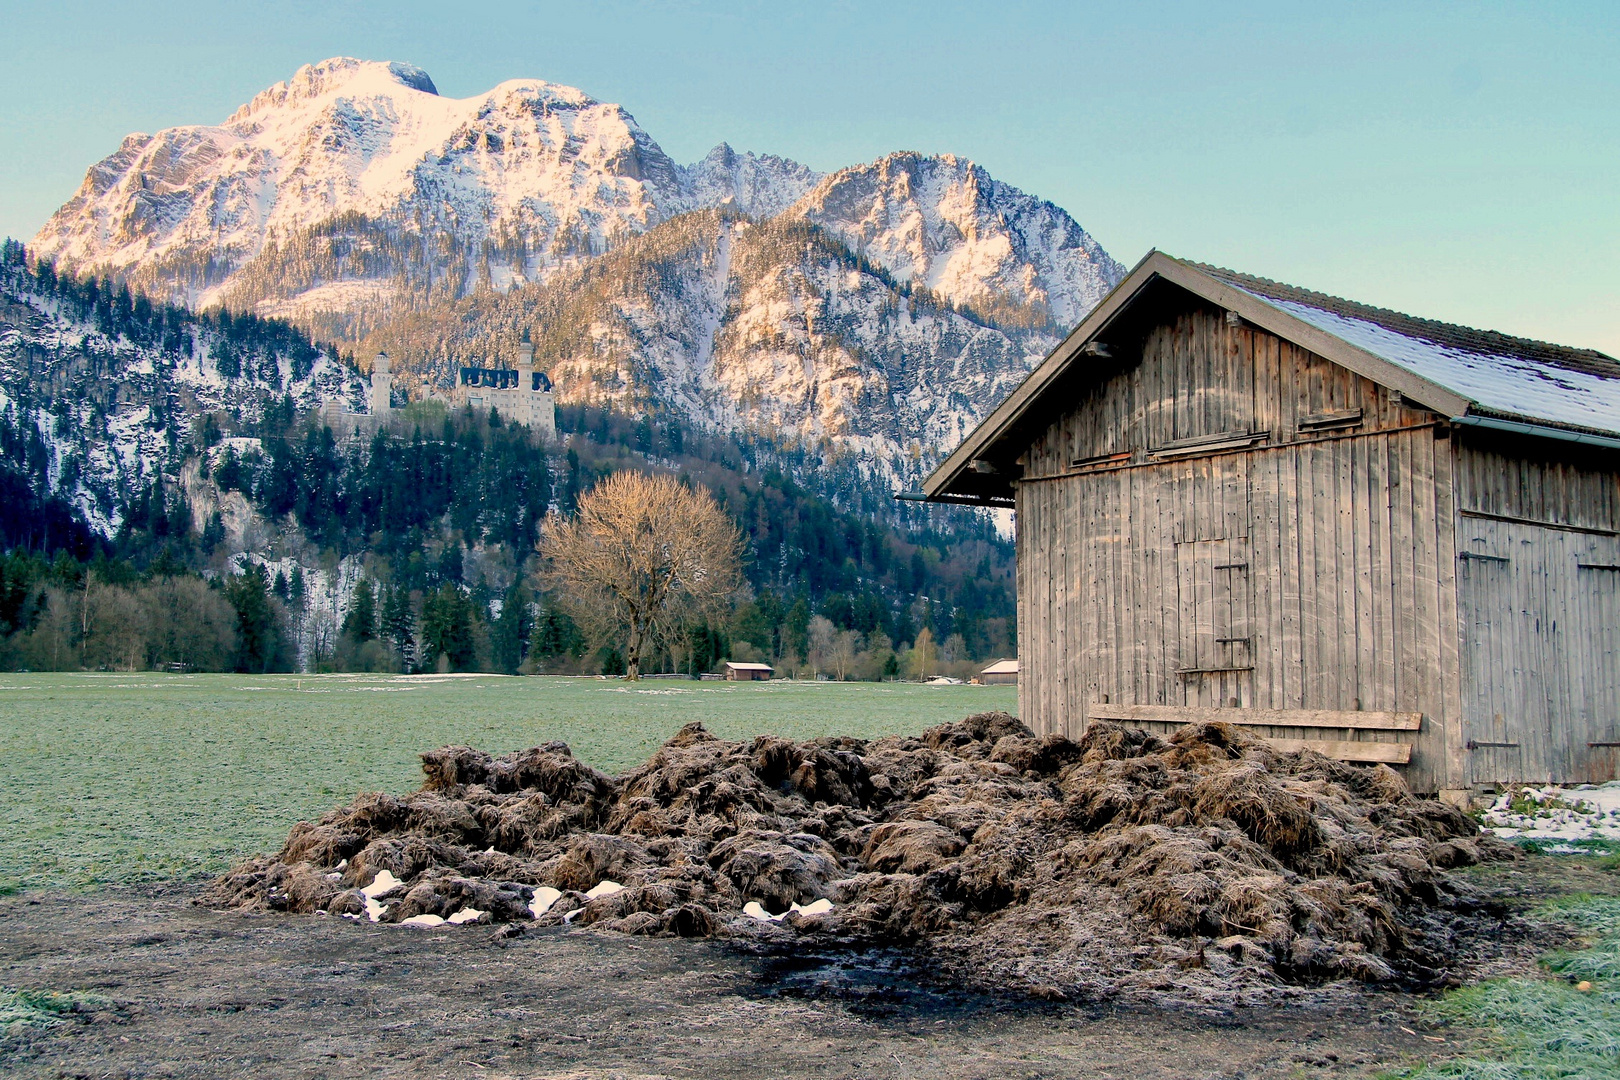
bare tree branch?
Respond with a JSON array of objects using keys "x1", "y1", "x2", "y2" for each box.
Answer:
[{"x1": 540, "y1": 471, "x2": 743, "y2": 679}]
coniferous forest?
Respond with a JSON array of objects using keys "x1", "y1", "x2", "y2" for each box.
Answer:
[{"x1": 0, "y1": 249, "x2": 1015, "y2": 679}]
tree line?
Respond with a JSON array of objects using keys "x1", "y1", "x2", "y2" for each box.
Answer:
[{"x1": 0, "y1": 398, "x2": 1014, "y2": 677}]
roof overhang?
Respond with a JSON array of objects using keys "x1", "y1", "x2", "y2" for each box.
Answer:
[{"x1": 924, "y1": 251, "x2": 1484, "y2": 504}]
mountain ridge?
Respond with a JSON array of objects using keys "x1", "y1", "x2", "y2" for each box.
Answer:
[{"x1": 31, "y1": 57, "x2": 1125, "y2": 464}]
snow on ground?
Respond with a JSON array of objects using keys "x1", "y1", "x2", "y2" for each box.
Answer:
[
  {"x1": 1479, "y1": 782, "x2": 1620, "y2": 850},
  {"x1": 252, "y1": 280, "x2": 399, "y2": 321}
]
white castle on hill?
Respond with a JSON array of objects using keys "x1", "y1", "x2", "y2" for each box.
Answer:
[
  {"x1": 322, "y1": 340, "x2": 556, "y2": 440},
  {"x1": 450, "y1": 336, "x2": 556, "y2": 439}
]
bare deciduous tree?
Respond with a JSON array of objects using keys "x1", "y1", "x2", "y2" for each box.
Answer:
[
  {"x1": 831, "y1": 629, "x2": 861, "y2": 682},
  {"x1": 909, "y1": 626, "x2": 938, "y2": 681},
  {"x1": 807, "y1": 615, "x2": 837, "y2": 677},
  {"x1": 142, "y1": 576, "x2": 238, "y2": 672},
  {"x1": 541, "y1": 471, "x2": 743, "y2": 680}
]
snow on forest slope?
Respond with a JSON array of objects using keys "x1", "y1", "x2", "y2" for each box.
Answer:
[{"x1": 0, "y1": 254, "x2": 361, "y2": 534}]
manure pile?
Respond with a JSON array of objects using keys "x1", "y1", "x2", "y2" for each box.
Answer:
[{"x1": 206, "y1": 714, "x2": 1511, "y2": 998}]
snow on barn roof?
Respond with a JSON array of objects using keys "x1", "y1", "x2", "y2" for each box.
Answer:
[
  {"x1": 1193, "y1": 262, "x2": 1620, "y2": 437},
  {"x1": 924, "y1": 252, "x2": 1620, "y2": 506},
  {"x1": 980, "y1": 659, "x2": 1019, "y2": 675},
  {"x1": 724, "y1": 661, "x2": 774, "y2": 672}
]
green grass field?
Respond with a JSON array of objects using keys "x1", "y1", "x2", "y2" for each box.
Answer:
[
  {"x1": 0, "y1": 672, "x2": 1015, "y2": 894},
  {"x1": 1398, "y1": 895, "x2": 1620, "y2": 1080}
]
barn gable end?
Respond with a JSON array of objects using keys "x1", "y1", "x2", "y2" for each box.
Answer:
[{"x1": 928, "y1": 253, "x2": 1620, "y2": 795}]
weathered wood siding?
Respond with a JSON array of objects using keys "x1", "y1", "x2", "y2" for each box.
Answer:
[
  {"x1": 1454, "y1": 437, "x2": 1620, "y2": 784},
  {"x1": 1015, "y1": 305, "x2": 1465, "y2": 791}
]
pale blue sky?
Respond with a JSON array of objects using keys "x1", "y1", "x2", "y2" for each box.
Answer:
[{"x1": 1, "y1": 1, "x2": 1615, "y2": 353}]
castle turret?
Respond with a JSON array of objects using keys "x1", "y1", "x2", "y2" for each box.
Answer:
[
  {"x1": 517, "y1": 329, "x2": 556, "y2": 439},
  {"x1": 371, "y1": 351, "x2": 393, "y2": 418},
  {"x1": 515, "y1": 334, "x2": 535, "y2": 384}
]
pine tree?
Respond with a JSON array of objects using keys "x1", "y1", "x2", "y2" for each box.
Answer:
[
  {"x1": 226, "y1": 563, "x2": 282, "y2": 673},
  {"x1": 491, "y1": 584, "x2": 528, "y2": 675},
  {"x1": 341, "y1": 579, "x2": 376, "y2": 643},
  {"x1": 380, "y1": 584, "x2": 416, "y2": 668},
  {"x1": 421, "y1": 584, "x2": 473, "y2": 671}
]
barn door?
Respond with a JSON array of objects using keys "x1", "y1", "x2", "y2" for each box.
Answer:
[
  {"x1": 1458, "y1": 520, "x2": 1573, "y2": 785},
  {"x1": 1175, "y1": 536, "x2": 1254, "y2": 708},
  {"x1": 1569, "y1": 534, "x2": 1620, "y2": 783}
]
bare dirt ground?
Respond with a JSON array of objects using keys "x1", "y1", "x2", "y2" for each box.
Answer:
[{"x1": 3, "y1": 859, "x2": 1614, "y2": 1080}]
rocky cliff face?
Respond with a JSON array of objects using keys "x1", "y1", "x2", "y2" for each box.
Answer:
[
  {"x1": 365, "y1": 211, "x2": 1038, "y2": 462},
  {"x1": 32, "y1": 58, "x2": 1124, "y2": 464}
]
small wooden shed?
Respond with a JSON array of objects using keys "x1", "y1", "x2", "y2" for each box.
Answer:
[
  {"x1": 724, "y1": 661, "x2": 774, "y2": 681},
  {"x1": 923, "y1": 252, "x2": 1620, "y2": 798},
  {"x1": 980, "y1": 659, "x2": 1020, "y2": 685}
]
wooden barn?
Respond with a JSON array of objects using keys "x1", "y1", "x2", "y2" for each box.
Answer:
[{"x1": 922, "y1": 252, "x2": 1620, "y2": 799}]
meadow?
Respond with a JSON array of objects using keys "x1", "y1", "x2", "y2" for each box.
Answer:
[{"x1": 0, "y1": 672, "x2": 1014, "y2": 894}]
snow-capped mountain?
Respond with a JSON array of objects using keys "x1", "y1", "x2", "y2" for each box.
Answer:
[{"x1": 31, "y1": 58, "x2": 1124, "y2": 462}]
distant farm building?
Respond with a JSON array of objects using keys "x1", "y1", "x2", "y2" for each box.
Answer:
[
  {"x1": 452, "y1": 338, "x2": 556, "y2": 438},
  {"x1": 724, "y1": 661, "x2": 774, "y2": 681},
  {"x1": 979, "y1": 659, "x2": 1019, "y2": 685},
  {"x1": 924, "y1": 251, "x2": 1620, "y2": 798}
]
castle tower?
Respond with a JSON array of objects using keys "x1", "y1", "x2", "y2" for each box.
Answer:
[
  {"x1": 517, "y1": 330, "x2": 556, "y2": 439},
  {"x1": 370, "y1": 351, "x2": 393, "y2": 420},
  {"x1": 515, "y1": 335, "x2": 535, "y2": 393}
]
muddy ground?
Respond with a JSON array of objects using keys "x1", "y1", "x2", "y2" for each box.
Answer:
[{"x1": 2, "y1": 858, "x2": 1614, "y2": 1080}]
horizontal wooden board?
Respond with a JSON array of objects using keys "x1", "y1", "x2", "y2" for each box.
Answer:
[
  {"x1": 1088, "y1": 704, "x2": 1423, "y2": 731},
  {"x1": 1266, "y1": 739, "x2": 1412, "y2": 764}
]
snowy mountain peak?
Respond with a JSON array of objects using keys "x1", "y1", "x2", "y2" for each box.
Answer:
[
  {"x1": 792, "y1": 151, "x2": 1120, "y2": 327},
  {"x1": 482, "y1": 77, "x2": 600, "y2": 111},
  {"x1": 229, "y1": 58, "x2": 439, "y2": 124},
  {"x1": 28, "y1": 59, "x2": 1125, "y2": 465},
  {"x1": 678, "y1": 143, "x2": 822, "y2": 220}
]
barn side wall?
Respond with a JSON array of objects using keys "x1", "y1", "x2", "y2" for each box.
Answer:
[
  {"x1": 1015, "y1": 305, "x2": 1464, "y2": 792},
  {"x1": 1453, "y1": 434, "x2": 1620, "y2": 785}
]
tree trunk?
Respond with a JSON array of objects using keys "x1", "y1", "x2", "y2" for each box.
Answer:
[{"x1": 625, "y1": 613, "x2": 643, "y2": 680}]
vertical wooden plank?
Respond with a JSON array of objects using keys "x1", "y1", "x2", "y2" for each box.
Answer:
[
  {"x1": 1083, "y1": 469, "x2": 1101, "y2": 726},
  {"x1": 1257, "y1": 436, "x2": 1284, "y2": 710},
  {"x1": 1352, "y1": 431, "x2": 1377, "y2": 712},
  {"x1": 1330, "y1": 433, "x2": 1354, "y2": 710},
  {"x1": 1302, "y1": 437, "x2": 1327, "y2": 707},
  {"x1": 1055, "y1": 472, "x2": 1069, "y2": 737},
  {"x1": 1144, "y1": 458, "x2": 1164, "y2": 706},
  {"x1": 1391, "y1": 426, "x2": 1419, "y2": 722},
  {"x1": 1412, "y1": 428, "x2": 1442, "y2": 787},
  {"x1": 1183, "y1": 312, "x2": 1195, "y2": 437},
  {"x1": 1280, "y1": 443, "x2": 1305, "y2": 708},
  {"x1": 1015, "y1": 478, "x2": 1030, "y2": 728},
  {"x1": 1126, "y1": 465, "x2": 1143, "y2": 710},
  {"x1": 1431, "y1": 429, "x2": 1466, "y2": 792},
  {"x1": 1369, "y1": 432, "x2": 1396, "y2": 712},
  {"x1": 1115, "y1": 470, "x2": 1132, "y2": 710}
]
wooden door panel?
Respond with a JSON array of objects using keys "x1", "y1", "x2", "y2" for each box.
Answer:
[
  {"x1": 1570, "y1": 534, "x2": 1620, "y2": 782},
  {"x1": 1459, "y1": 523, "x2": 1533, "y2": 785},
  {"x1": 1175, "y1": 536, "x2": 1254, "y2": 707},
  {"x1": 1456, "y1": 519, "x2": 1620, "y2": 785}
]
